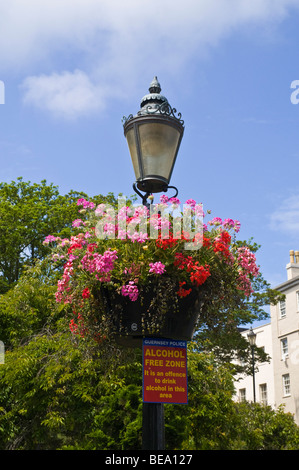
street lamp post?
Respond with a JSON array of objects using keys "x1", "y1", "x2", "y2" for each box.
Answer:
[
  {"x1": 123, "y1": 77, "x2": 184, "y2": 450},
  {"x1": 247, "y1": 327, "x2": 257, "y2": 403}
]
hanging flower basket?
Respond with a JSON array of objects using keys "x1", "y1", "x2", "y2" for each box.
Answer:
[
  {"x1": 100, "y1": 279, "x2": 203, "y2": 347},
  {"x1": 44, "y1": 195, "x2": 259, "y2": 348}
]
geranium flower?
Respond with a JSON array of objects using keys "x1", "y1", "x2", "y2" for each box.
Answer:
[{"x1": 149, "y1": 261, "x2": 166, "y2": 274}]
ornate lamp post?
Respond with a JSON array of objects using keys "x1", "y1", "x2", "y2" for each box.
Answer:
[
  {"x1": 122, "y1": 77, "x2": 184, "y2": 450},
  {"x1": 122, "y1": 76, "x2": 184, "y2": 206},
  {"x1": 247, "y1": 327, "x2": 257, "y2": 403}
]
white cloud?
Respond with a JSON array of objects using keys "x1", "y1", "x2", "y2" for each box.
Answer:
[
  {"x1": 1, "y1": 0, "x2": 298, "y2": 118},
  {"x1": 270, "y1": 194, "x2": 299, "y2": 236},
  {"x1": 21, "y1": 70, "x2": 107, "y2": 119}
]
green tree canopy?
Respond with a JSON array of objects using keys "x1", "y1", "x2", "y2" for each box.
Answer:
[{"x1": 0, "y1": 178, "x2": 118, "y2": 293}]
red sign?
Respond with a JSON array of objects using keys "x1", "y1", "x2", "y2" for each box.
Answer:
[{"x1": 142, "y1": 338, "x2": 188, "y2": 404}]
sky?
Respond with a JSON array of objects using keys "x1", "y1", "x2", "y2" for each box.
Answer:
[{"x1": 1, "y1": 0, "x2": 299, "y2": 324}]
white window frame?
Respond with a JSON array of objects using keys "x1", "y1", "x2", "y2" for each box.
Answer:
[
  {"x1": 239, "y1": 388, "x2": 246, "y2": 402},
  {"x1": 281, "y1": 337, "x2": 288, "y2": 359},
  {"x1": 259, "y1": 383, "x2": 268, "y2": 405},
  {"x1": 279, "y1": 300, "x2": 286, "y2": 319},
  {"x1": 282, "y1": 374, "x2": 291, "y2": 397}
]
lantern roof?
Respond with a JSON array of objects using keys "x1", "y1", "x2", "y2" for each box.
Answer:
[
  {"x1": 139, "y1": 76, "x2": 168, "y2": 110},
  {"x1": 122, "y1": 76, "x2": 184, "y2": 126}
]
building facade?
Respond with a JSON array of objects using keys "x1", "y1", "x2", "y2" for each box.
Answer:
[
  {"x1": 234, "y1": 250, "x2": 299, "y2": 425},
  {"x1": 234, "y1": 322, "x2": 275, "y2": 408}
]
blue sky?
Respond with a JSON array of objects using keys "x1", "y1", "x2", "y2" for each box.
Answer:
[{"x1": 1, "y1": 0, "x2": 299, "y2": 316}]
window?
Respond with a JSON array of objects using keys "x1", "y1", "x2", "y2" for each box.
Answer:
[
  {"x1": 259, "y1": 384, "x2": 268, "y2": 405},
  {"x1": 281, "y1": 337, "x2": 288, "y2": 359},
  {"x1": 282, "y1": 374, "x2": 291, "y2": 396},
  {"x1": 239, "y1": 388, "x2": 246, "y2": 402},
  {"x1": 296, "y1": 291, "x2": 299, "y2": 311},
  {"x1": 279, "y1": 300, "x2": 286, "y2": 318}
]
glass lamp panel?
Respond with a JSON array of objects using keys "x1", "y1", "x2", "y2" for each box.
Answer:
[
  {"x1": 126, "y1": 127, "x2": 141, "y2": 180},
  {"x1": 247, "y1": 331, "x2": 256, "y2": 347},
  {"x1": 138, "y1": 122, "x2": 180, "y2": 182}
]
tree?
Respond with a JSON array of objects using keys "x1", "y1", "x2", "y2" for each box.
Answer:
[{"x1": 0, "y1": 178, "x2": 118, "y2": 293}]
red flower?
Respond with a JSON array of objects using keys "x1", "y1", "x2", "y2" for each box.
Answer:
[
  {"x1": 82, "y1": 287, "x2": 90, "y2": 299},
  {"x1": 203, "y1": 236, "x2": 211, "y2": 248},
  {"x1": 87, "y1": 243, "x2": 97, "y2": 253},
  {"x1": 156, "y1": 233, "x2": 178, "y2": 250},
  {"x1": 177, "y1": 281, "x2": 192, "y2": 298},
  {"x1": 189, "y1": 264, "x2": 211, "y2": 287},
  {"x1": 68, "y1": 242, "x2": 82, "y2": 253},
  {"x1": 212, "y1": 230, "x2": 231, "y2": 259},
  {"x1": 220, "y1": 230, "x2": 231, "y2": 245},
  {"x1": 174, "y1": 252, "x2": 193, "y2": 270},
  {"x1": 174, "y1": 253, "x2": 211, "y2": 287}
]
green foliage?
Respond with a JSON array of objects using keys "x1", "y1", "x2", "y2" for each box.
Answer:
[
  {"x1": 2, "y1": 311, "x2": 299, "y2": 451},
  {"x1": 0, "y1": 328, "x2": 142, "y2": 450},
  {"x1": 0, "y1": 260, "x2": 57, "y2": 347},
  {"x1": 0, "y1": 179, "x2": 298, "y2": 450},
  {"x1": 0, "y1": 177, "x2": 118, "y2": 293},
  {"x1": 230, "y1": 402, "x2": 299, "y2": 450}
]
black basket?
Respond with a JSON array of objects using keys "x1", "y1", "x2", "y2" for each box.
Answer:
[{"x1": 102, "y1": 285, "x2": 202, "y2": 348}]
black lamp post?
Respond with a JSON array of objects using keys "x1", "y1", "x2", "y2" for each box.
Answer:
[
  {"x1": 247, "y1": 327, "x2": 257, "y2": 403},
  {"x1": 123, "y1": 76, "x2": 184, "y2": 206},
  {"x1": 122, "y1": 77, "x2": 184, "y2": 450}
]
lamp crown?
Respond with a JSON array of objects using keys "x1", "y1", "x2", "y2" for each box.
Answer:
[
  {"x1": 149, "y1": 76, "x2": 161, "y2": 94},
  {"x1": 140, "y1": 76, "x2": 168, "y2": 110}
]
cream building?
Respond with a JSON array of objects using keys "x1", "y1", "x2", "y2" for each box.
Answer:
[
  {"x1": 234, "y1": 250, "x2": 299, "y2": 425},
  {"x1": 234, "y1": 322, "x2": 275, "y2": 408},
  {"x1": 270, "y1": 250, "x2": 299, "y2": 423}
]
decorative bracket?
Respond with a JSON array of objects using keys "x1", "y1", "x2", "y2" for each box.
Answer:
[{"x1": 133, "y1": 182, "x2": 178, "y2": 208}]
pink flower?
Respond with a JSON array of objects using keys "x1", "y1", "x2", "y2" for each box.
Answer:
[
  {"x1": 169, "y1": 197, "x2": 180, "y2": 205},
  {"x1": 81, "y1": 249, "x2": 118, "y2": 280},
  {"x1": 223, "y1": 218, "x2": 235, "y2": 229},
  {"x1": 95, "y1": 203, "x2": 106, "y2": 216},
  {"x1": 236, "y1": 247, "x2": 259, "y2": 296},
  {"x1": 72, "y1": 219, "x2": 83, "y2": 227},
  {"x1": 104, "y1": 222, "x2": 115, "y2": 236},
  {"x1": 237, "y1": 247, "x2": 259, "y2": 277},
  {"x1": 185, "y1": 199, "x2": 196, "y2": 207},
  {"x1": 160, "y1": 195, "x2": 169, "y2": 204},
  {"x1": 208, "y1": 217, "x2": 222, "y2": 226},
  {"x1": 128, "y1": 231, "x2": 149, "y2": 243},
  {"x1": 77, "y1": 198, "x2": 95, "y2": 209},
  {"x1": 149, "y1": 261, "x2": 166, "y2": 275},
  {"x1": 121, "y1": 281, "x2": 139, "y2": 301},
  {"x1": 233, "y1": 220, "x2": 241, "y2": 233},
  {"x1": 43, "y1": 235, "x2": 57, "y2": 244}
]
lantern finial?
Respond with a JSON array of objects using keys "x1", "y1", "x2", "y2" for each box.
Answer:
[
  {"x1": 149, "y1": 76, "x2": 161, "y2": 94},
  {"x1": 140, "y1": 76, "x2": 168, "y2": 110}
]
